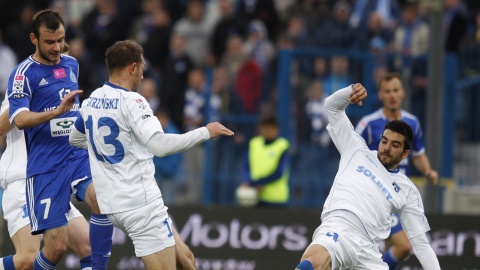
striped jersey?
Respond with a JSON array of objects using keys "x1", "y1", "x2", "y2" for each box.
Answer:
[
  {"x1": 7, "y1": 55, "x2": 86, "y2": 177},
  {"x1": 354, "y1": 109, "x2": 425, "y2": 174}
]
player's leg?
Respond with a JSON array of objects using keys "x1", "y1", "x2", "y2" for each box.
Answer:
[
  {"x1": 66, "y1": 203, "x2": 93, "y2": 270},
  {"x1": 72, "y1": 156, "x2": 113, "y2": 270},
  {"x1": 0, "y1": 180, "x2": 40, "y2": 270},
  {"x1": 26, "y1": 173, "x2": 72, "y2": 269},
  {"x1": 141, "y1": 246, "x2": 175, "y2": 270},
  {"x1": 0, "y1": 225, "x2": 41, "y2": 270},
  {"x1": 382, "y1": 214, "x2": 411, "y2": 269},
  {"x1": 295, "y1": 244, "x2": 331, "y2": 270},
  {"x1": 172, "y1": 226, "x2": 196, "y2": 270},
  {"x1": 109, "y1": 198, "x2": 175, "y2": 269}
]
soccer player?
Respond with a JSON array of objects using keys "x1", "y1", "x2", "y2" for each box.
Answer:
[
  {"x1": 7, "y1": 9, "x2": 112, "y2": 269},
  {"x1": 70, "y1": 40, "x2": 233, "y2": 269},
  {"x1": 0, "y1": 100, "x2": 92, "y2": 270},
  {"x1": 355, "y1": 73, "x2": 438, "y2": 269},
  {"x1": 295, "y1": 84, "x2": 440, "y2": 270}
]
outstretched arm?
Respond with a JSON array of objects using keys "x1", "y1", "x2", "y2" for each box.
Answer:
[
  {"x1": 146, "y1": 122, "x2": 233, "y2": 157},
  {"x1": 410, "y1": 233, "x2": 441, "y2": 270}
]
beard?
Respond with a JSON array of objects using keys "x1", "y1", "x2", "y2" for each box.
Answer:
[
  {"x1": 38, "y1": 45, "x2": 61, "y2": 64},
  {"x1": 378, "y1": 151, "x2": 403, "y2": 170}
]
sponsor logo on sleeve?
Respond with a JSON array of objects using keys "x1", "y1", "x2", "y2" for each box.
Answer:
[
  {"x1": 141, "y1": 114, "x2": 151, "y2": 120},
  {"x1": 135, "y1": 99, "x2": 147, "y2": 109},
  {"x1": 50, "y1": 117, "x2": 76, "y2": 137},
  {"x1": 13, "y1": 75, "x2": 25, "y2": 93},
  {"x1": 53, "y1": 68, "x2": 66, "y2": 79}
]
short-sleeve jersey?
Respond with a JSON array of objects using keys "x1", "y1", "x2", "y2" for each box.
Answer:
[
  {"x1": 78, "y1": 82, "x2": 164, "y2": 214},
  {"x1": 0, "y1": 94, "x2": 26, "y2": 187},
  {"x1": 7, "y1": 55, "x2": 86, "y2": 177},
  {"x1": 323, "y1": 86, "x2": 430, "y2": 243},
  {"x1": 354, "y1": 109, "x2": 425, "y2": 174}
]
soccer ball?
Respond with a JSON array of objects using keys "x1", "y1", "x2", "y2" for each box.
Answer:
[{"x1": 236, "y1": 185, "x2": 258, "y2": 207}]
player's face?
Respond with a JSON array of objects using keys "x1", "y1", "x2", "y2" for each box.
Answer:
[
  {"x1": 31, "y1": 24, "x2": 65, "y2": 65},
  {"x1": 378, "y1": 78, "x2": 405, "y2": 111},
  {"x1": 377, "y1": 129, "x2": 409, "y2": 170},
  {"x1": 131, "y1": 57, "x2": 145, "y2": 92},
  {"x1": 260, "y1": 124, "x2": 278, "y2": 141}
]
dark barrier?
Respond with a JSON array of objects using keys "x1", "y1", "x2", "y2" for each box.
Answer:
[{"x1": 1, "y1": 205, "x2": 479, "y2": 269}]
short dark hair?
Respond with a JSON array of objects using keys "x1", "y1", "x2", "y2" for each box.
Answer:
[
  {"x1": 260, "y1": 115, "x2": 278, "y2": 127},
  {"x1": 105, "y1": 40, "x2": 144, "y2": 73},
  {"x1": 383, "y1": 120, "x2": 413, "y2": 152},
  {"x1": 377, "y1": 72, "x2": 402, "y2": 91},
  {"x1": 32, "y1": 9, "x2": 65, "y2": 38}
]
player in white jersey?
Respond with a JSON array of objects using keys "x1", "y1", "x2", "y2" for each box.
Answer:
[
  {"x1": 70, "y1": 40, "x2": 233, "y2": 269},
  {"x1": 355, "y1": 73, "x2": 439, "y2": 269},
  {"x1": 294, "y1": 84, "x2": 440, "y2": 270},
  {"x1": 0, "y1": 95, "x2": 93, "y2": 270}
]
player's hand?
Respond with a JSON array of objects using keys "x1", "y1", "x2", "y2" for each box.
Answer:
[
  {"x1": 206, "y1": 122, "x2": 234, "y2": 139},
  {"x1": 349, "y1": 83, "x2": 367, "y2": 106},
  {"x1": 426, "y1": 169, "x2": 439, "y2": 185},
  {"x1": 57, "y1": 90, "x2": 83, "y2": 115}
]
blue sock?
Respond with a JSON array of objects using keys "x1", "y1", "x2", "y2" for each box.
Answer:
[
  {"x1": 34, "y1": 251, "x2": 56, "y2": 270},
  {"x1": 382, "y1": 247, "x2": 399, "y2": 270},
  {"x1": 90, "y1": 214, "x2": 113, "y2": 270},
  {"x1": 295, "y1": 260, "x2": 314, "y2": 270},
  {"x1": 80, "y1": 255, "x2": 92, "y2": 270},
  {"x1": 1, "y1": 255, "x2": 15, "y2": 270}
]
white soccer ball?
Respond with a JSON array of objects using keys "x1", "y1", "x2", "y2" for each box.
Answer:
[{"x1": 236, "y1": 185, "x2": 258, "y2": 207}]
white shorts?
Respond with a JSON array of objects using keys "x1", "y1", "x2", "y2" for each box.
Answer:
[
  {"x1": 310, "y1": 222, "x2": 387, "y2": 270},
  {"x1": 2, "y1": 180, "x2": 83, "y2": 237},
  {"x1": 108, "y1": 198, "x2": 175, "y2": 257}
]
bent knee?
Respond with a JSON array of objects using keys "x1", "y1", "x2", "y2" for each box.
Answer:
[{"x1": 14, "y1": 254, "x2": 36, "y2": 270}]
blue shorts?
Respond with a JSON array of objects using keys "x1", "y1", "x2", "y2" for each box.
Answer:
[
  {"x1": 26, "y1": 156, "x2": 92, "y2": 235},
  {"x1": 389, "y1": 213, "x2": 403, "y2": 236}
]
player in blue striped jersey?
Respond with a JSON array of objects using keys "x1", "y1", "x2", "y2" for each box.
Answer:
[
  {"x1": 7, "y1": 9, "x2": 112, "y2": 270},
  {"x1": 355, "y1": 73, "x2": 438, "y2": 269}
]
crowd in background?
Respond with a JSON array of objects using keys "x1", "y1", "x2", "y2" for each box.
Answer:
[{"x1": 0, "y1": 0, "x2": 479, "y2": 206}]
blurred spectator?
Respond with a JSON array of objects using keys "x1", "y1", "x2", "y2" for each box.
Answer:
[
  {"x1": 313, "y1": 56, "x2": 328, "y2": 81},
  {"x1": 182, "y1": 69, "x2": 208, "y2": 205},
  {"x1": 240, "y1": 115, "x2": 290, "y2": 208},
  {"x1": 67, "y1": 38, "x2": 95, "y2": 100},
  {"x1": 4, "y1": 3, "x2": 36, "y2": 60},
  {"x1": 243, "y1": 20, "x2": 275, "y2": 71},
  {"x1": 350, "y1": 0, "x2": 401, "y2": 31},
  {"x1": 139, "y1": 77, "x2": 160, "y2": 113},
  {"x1": 173, "y1": 0, "x2": 216, "y2": 67},
  {"x1": 322, "y1": 55, "x2": 351, "y2": 96},
  {"x1": 235, "y1": 0, "x2": 280, "y2": 41},
  {"x1": 0, "y1": 30, "x2": 17, "y2": 97},
  {"x1": 210, "y1": 0, "x2": 245, "y2": 65},
  {"x1": 153, "y1": 108, "x2": 183, "y2": 206},
  {"x1": 444, "y1": 0, "x2": 468, "y2": 53},
  {"x1": 315, "y1": 0, "x2": 355, "y2": 49},
  {"x1": 81, "y1": 0, "x2": 131, "y2": 86},
  {"x1": 393, "y1": 3, "x2": 429, "y2": 60},
  {"x1": 142, "y1": 4, "x2": 172, "y2": 73},
  {"x1": 129, "y1": 0, "x2": 162, "y2": 44},
  {"x1": 160, "y1": 33, "x2": 193, "y2": 133},
  {"x1": 284, "y1": 15, "x2": 309, "y2": 47},
  {"x1": 304, "y1": 81, "x2": 330, "y2": 147}
]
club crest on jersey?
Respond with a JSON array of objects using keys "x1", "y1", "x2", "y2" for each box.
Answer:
[
  {"x1": 70, "y1": 68, "x2": 77, "y2": 82},
  {"x1": 53, "y1": 68, "x2": 66, "y2": 79},
  {"x1": 135, "y1": 99, "x2": 147, "y2": 109},
  {"x1": 12, "y1": 75, "x2": 24, "y2": 93}
]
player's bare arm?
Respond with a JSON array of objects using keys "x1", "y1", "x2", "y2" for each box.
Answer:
[
  {"x1": 13, "y1": 90, "x2": 83, "y2": 129},
  {"x1": 412, "y1": 154, "x2": 439, "y2": 185}
]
